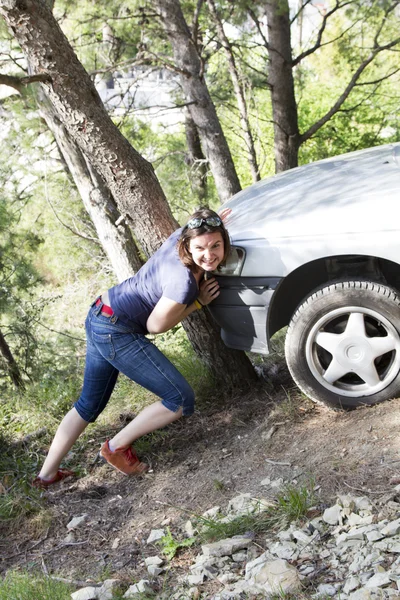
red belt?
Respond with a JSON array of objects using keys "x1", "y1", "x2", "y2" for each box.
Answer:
[{"x1": 95, "y1": 297, "x2": 114, "y2": 316}]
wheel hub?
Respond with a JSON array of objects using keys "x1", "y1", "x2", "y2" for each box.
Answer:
[{"x1": 338, "y1": 337, "x2": 370, "y2": 364}]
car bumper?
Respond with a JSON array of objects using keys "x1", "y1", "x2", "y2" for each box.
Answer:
[{"x1": 208, "y1": 276, "x2": 282, "y2": 355}]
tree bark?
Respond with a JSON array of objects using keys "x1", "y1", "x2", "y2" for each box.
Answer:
[
  {"x1": 207, "y1": 0, "x2": 260, "y2": 183},
  {"x1": 0, "y1": 328, "x2": 24, "y2": 388},
  {"x1": 0, "y1": 0, "x2": 175, "y2": 258},
  {"x1": 154, "y1": 0, "x2": 242, "y2": 203},
  {"x1": 184, "y1": 111, "x2": 207, "y2": 202},
  {"x1": 39, "y1": 98, "x2": 143, "y2": 281},
  {"x1": 0, "y1": 0, "x2": 256, "y2": 387},
  {"x1": 265, "y1": 0, "x2": 300, "y2": 172}
]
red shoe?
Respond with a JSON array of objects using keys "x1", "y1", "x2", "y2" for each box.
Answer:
[
  {"x1": 32, "y1": 469, "x2": 75, "y2": 488},
  {"x1": 99, "y1": 440, "x2": 148, "y2": 476}
]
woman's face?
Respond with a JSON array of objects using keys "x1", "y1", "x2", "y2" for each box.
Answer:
[{"x1": 188, "y1": 231, "x2": 225, "y2": 272}]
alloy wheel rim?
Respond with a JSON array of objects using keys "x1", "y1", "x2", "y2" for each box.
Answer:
[{"x1": 305, "y1": 306, "x2": 400, "y2": 397}]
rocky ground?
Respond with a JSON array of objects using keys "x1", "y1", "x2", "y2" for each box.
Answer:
[
  {"x1": 2, "y1": 359, "x2": 400, "y2": 599},
  {"x1": 68, "y1": 487, "x2": 400, "y2": 600}
]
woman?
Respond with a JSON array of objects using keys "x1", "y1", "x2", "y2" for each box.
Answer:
[{"x1": 33, "y1": 208, "x2": 230, "y2": 486}]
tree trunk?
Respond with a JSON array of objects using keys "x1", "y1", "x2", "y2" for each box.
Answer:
[
  {"x1": 181, "y1": 309, "x2": 257, "y2": 389},
  {"x1": 265, "y1": 0, "x2": 300, "y2": 172},
  {"x1": 0, "y1": 0, "x2": 256, "y2": 387},
  {"x1": 39, "y1": 98, "x2": 143, "y2": 281},
  {"x1": 184, "y1": 112, "x2": 207, "y2": 202},
  {"x1": 0, "y1": 328, "x2": 24, "y2": 388},
  {"x1": 154, "y1": 0, "x2": 242, "y2": 203},
  {"x1": 207, "y1": 0, "x2": 260, "y2": 183}
]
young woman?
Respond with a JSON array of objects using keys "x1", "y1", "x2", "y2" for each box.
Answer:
[{"x1": 33, "y1": 208, "x2": 230, "y2": 486}]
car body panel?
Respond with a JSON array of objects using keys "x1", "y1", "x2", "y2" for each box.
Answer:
[
  {"x1": 222, "y1": 143, "x2": 400, "y2": 277},
  {"x1": 210, "y1": 277, "x2": 281, "y2": 354},
  {"x1": 209, "y1": 143, "x2": 400, "y2": 355}
]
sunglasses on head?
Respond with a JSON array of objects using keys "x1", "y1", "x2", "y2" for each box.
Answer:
[{"x1": 185, "y1": 216, "x2": 223, "y2": 229}]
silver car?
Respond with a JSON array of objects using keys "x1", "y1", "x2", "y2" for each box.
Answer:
[{"x1": 211, "y1": 143, "x2": 400, "y2": 409}]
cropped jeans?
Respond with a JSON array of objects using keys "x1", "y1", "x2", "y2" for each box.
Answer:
[{"x1": 74, "y1": 300, "x2": 195, "y2": 423}]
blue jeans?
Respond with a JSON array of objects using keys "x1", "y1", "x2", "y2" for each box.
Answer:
[{"x1": 74, "y1": 300, "x2": 195, "y2": 422}]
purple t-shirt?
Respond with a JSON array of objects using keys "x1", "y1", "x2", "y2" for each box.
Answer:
[{"x1": 108, "y1": 228, "x2": 198, "y2": 334}]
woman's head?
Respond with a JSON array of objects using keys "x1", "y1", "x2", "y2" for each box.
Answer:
[{"x1": 178, "y1": 208, "x2": 231, "y2": 273}]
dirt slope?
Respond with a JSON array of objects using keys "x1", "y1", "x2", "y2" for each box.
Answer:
[{"x1": 2, "y1": 363, "x2": 400, "y2": 587}]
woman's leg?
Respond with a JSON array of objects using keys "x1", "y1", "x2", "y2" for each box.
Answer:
[
  {"x1": 99, "y1": 334, "x2": 194, "y2": 471},
  {"x1": 36, "y1": 307, "x2": 120, "y2": 481},
  {"x1": 38, "y1": 408, "x2": 88, "y2": 480},
  {"x1": 110, "y1": 402, "x2": 183, "y2": 449}
]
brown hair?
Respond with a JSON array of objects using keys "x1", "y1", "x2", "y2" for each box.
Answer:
[{"x1": 177, "y1": 207, "x2": 231, "y2": 272}]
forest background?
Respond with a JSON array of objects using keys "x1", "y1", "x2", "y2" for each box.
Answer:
[{"x1": 0, "y1": 0, "x2": 399, "y2": 595}]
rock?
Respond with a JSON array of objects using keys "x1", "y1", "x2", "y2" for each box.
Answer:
[
  {"x1": 381, "y1": 519, "x2": 400, "y2": 537},
  {"x1": 316, "y1": 583, "x2": 337, "y2": 596},
  {"x1": 348, "y1": 513, "x2": 364, "y2": 526},
  {"x1": 146, "y1": 529, "x2": 165, "y2": 544},
  {"x1": 144, "y1": 556, "x2": 163, "y2": 567},
  {"x1": 364, "y1": 572, "x2": 391, "y2": 588},
  {"x1": 123, "y1": 580, "x2": 153, "y2": 598},
  {"x1": 354, "y1": 497, "x2": 373, "y2": 512},
  {"x1": 202, "y1": 506, "x2": 221, "y2": 518},
  {"x1": 67, "y1": 514, "x2": 88, "y2": 530},
  {"x1": 111, "y1": 538, "x2": 120, "y2": 549},
  {"x1": 292, "y1": 529, "x2": 314, "y2": 544},
  {"x1": 270, "y1": 478, "x2": 284, "y2": 489},
  {"x1": 269, "y1": 541, "x2": 298, "y2": 560},
  {"x1": 97, "y1": 580, "x2": 121, "y2": 600},
  {"x1": 187, "y1": 574, "x2": 205, "y2": 585},
  {"x1": 323, "y1": 504, "x2": 342, "y2": 525},
  {"x1": 71, "y1": 587, "x2": 98, "y2": 600},
  {"x1": 375, "y1": 536, "x2": 400, "y2": 553},
  {"x1": 337, "y1": 495, "x2": 356, "y2": 510},
  {"x1": 147, "y1": 565, "x2": 164, "y2": 577},
  {"x1": 348, "y1": 588, "x2": 394, "y2": 599},
  {"x1": 366, "y1": 530, "x2": 385, "y2": 542},
  {"x1": 202, "y1": 537, "x2": 252, "y2": 557},
  {"x1": 185, "y1": 520, "x2": 195, "y2": 537},
  {"x1": 343, "y1": 576, "x2": 361, "y2": 594},
  {"x1": 252, "y1": 558, "x2": 302, "y2": 594},
  {"x1": 231, "y1": 552, "x2": 247, "y2": 562},
  {"x1": 227, "y1": 494, "x2": 256, "y2": 515},
  {"x1": 260, "y1": 477, "x2": 271, "y2": 486}
]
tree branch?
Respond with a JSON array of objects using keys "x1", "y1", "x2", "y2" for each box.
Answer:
[
  {"x1": 0, "y1": 72, "x2": 52, "y2": 92},
  {"x1": 290, "y1": 0, "x2": 314, "y2": 25},
  {"x1": 293, "y1": 0, "x2": 354, "y2": 66},
  {"x1": 247, "y1": 7, "x2": 269, "y2": 50},
  {"x1": 301, "y1": 36, "x2": 400, "y2": 143},
  {"x1": 191, "y1": 0, "x2": 204, "y2": 45},
  {"x1": 46, "y1": 194, "x2": 101, "y2": 245}
]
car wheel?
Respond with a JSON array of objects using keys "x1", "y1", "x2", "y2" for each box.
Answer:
[{"x1": 285, "y1": 281, "x2": 400, "y2": 409}]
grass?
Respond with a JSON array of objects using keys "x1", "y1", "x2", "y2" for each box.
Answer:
[
  {"x1": 0, "y1": 325, "x2": 217, "y2": 525},
  {"x1": 197, "y1": 481, "x2": 316, "y2": 542},
  {"x1": 0, "y1": 432, "x2": 44, "y2": 521},
  {"x1": 0, "y1": 572, "x2": 72, "y2": 600}
]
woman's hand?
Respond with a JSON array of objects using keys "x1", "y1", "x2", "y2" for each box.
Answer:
[{"x1": 198, "y1": 277, "x2": 220, "y2": 306}]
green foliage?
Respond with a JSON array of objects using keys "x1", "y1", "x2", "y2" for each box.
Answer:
[
  {"x1": 0, "y1": 427, "x2": 44, "y2": 521},
  {"x1": 275, "y1": 481, "x2": 316, "y2": 524},
  {"x1": 198, "y1": 481, "x2": 316, "y2": 542},
  {"x1": 156, "y1": 527, "x2": 196, "y2": 560},
  {"x1": 0, "y1": 571, "x2": 72, "y2": 600}
]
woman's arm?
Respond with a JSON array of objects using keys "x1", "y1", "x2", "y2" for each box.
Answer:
[
  {"x1": 146, "y1": 277, "x2": 221, "y2": 334},
  {"x1": 146, "y1": 298, "x2": 198, "y2": 334}
]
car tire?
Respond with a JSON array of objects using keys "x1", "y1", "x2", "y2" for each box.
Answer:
[{"x1": 285, "y1": 281, "x2": 400, "y2": 409}]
